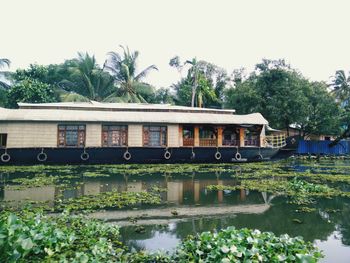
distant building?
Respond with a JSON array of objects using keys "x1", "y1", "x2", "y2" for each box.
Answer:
[{"x1": 282, "y1": 127, "x2": 336, "y2": 141}]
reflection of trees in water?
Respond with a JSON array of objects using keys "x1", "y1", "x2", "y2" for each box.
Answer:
[
  {"x1": 163, "y1": 196, "x2": 343, "y2": 242},
  {"x1": 317, "y1": 197, "x2": 350, "y2": 246},
  {"x1": 340, "y1": 204, "x2": 350, "y2": 245},
  {"x1": 0, "y1": 172, "x2": 10, "y2": 200}
]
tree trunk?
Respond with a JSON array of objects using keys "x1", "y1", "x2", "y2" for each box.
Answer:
[
  {"x1": 329, "y1": 125, "x2": 350, "y2": 147},
  {"x1": 191, "y1": 72, "x2": 197, "y2": 107},
  {"x1": 286, "y1": 123, "x2": 290, "y2": 137},
  {"x1": 191, "y1": 87, "x2": 196, "y2": 107}
]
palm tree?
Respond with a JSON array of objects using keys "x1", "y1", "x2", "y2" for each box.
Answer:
[
  {"x1": 0, "y1": 58, "x2": 11, "y2": 107},
  {"x1": 185, "y1": 58, "x2": 200, "y2": 107},
  {"x1": 103, "y1": 46, "x2": 158, "y2": 103},
  {"x1": 329, "y1": 70, "x2": 350, "y2": 146},
  {"x1": 0, "y1": 58, "x2": 11, "y2": 89},
  {"x1": 170, "y1": 57, "x2": 218, "y2": 107},
  {"x1": 60, "y1": 52, "x2": 114, "y2": 102},
  {"x1": 331, "y1": 70, "x2": 350, "y2": 101}
]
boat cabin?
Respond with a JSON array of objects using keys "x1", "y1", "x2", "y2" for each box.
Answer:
[{"x1": 0, "y1": 102, "x2": 286, "y2": 164}]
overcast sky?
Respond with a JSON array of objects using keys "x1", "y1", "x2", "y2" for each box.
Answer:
[{"x1": 2, "y1": 0, "x2": 350, "y2": 88}]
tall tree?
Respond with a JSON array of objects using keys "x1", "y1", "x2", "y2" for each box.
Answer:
[
  {"x1": 60, "y1": 52, "x2": 114, "y2": 101},
  {"x1": 225, "y1": 59, "x2": 310, "y2": 134},
  {"x1": 6, "y1": 78, "x2": 57, "y2": 108},
  {"x1": 0, "y1": 58, "x2": 11, "y2": 106},
  {"x1": 331, "y1": 70, "x2": 350, "y2": 101},
  {"x1": 297, "y1": 81, "x2": 340, "y2": 137},
  {"x1": 0, "y1": 58, "x2": 11, "y2": 88},
  {"x1": 329, "y1": 70, "x2": 350, "y2": 145},
  {"x1": 103, "y1": 46, "x2": 158, "y2": 103},
  {"x1": 170, "y1": 56, "x2": 227, "y2": 108}
]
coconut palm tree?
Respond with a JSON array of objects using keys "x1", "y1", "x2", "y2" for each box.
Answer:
[
  {"x1": 0, "y1": 58, "x2": 11, "y2": 89},
  {"x1": 329, "y1": 70, "x2": 350, "y2": 146},
  {"x1": 0, "y1": 58, "x2": 11, "y2": 106},
  {"x1": 59, "y1": 53, "x2": 114, "y2": 102},
  {"x1": 185, "y1": 58, "x2": 200, "y2": 107},
  {"x1": 170, "y1": 57, "x2": 219, "y2": 107},
  {"x1": 103, "y1": 46, "x2": 158, "y2": 103},
  {"x1": 331, "y1": 70, "x2": 350, "y2": 101}
]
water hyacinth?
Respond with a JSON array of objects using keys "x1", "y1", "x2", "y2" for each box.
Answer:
[
  {"x1": 173, "y1": 227, "x2": 323, "y2": 262},
  {"x1": 0, "y1": 211, "x2": 323, "y2": 262}
]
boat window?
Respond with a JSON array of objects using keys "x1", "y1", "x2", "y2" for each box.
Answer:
[
  {"x1": 199, "y1": 126, "x2": 217, "y2": 146},
  {"x1": 143, "y1": 126, "x2": 167, "y2": 147},
  {"x1": 102, "y1": 125, "x2": 128, "y2": 147},
  {"x1": 183, "y1": 126, "x2": 194, "y2": 146},
  {"x1": 58, "y1": 125, "x2": 85, "y2": 147},
  {"x1": 244, "y1": 126, "x2": 260, "y2": 146},
  {"x1": 0, "y1": 134, "x2": 7, "y2": 148},
  {"x1": 199, "y1": 127, "x2": 216, "y2": 139},
  {"x1": 222, "y1": 128, "x2": 239, "y2": 146}
]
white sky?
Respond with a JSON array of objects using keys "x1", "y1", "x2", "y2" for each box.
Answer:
[{"x1": 2, "y1": 0, "x2": 350, "y2": 88}]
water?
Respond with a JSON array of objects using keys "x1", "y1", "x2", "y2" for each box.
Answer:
[{"x1": 0, "y1": 160, "x2": 350, "y2": 262}]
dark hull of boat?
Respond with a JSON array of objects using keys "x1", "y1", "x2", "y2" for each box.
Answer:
[{"x1": 0, "y1": 147, "x2": 288, "y2": 165}]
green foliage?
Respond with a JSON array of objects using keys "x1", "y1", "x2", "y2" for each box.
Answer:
[
  {"x1": 60, "y1": 52, "x2": 115, "y2": 101},
  {"x1": 104, "y1": 45, "x2": 158, "y2": 103},
  {"x1": 0, "y1": 211, "x2": 124, "y2": 262},
  {"x1": 331, "y1": 70, "x2": 350, "y2": 101},
  {"x1": 56, "y1": 190, "x2": 162, "y2": 212},
  {"x1": 225, "y1": 62, "x2": 309, "y2": 130},
  {"x1": 0, "y1": 58, "x2": 11, "y2": 90},
  {"x1": 170, "y1": 56, "x2": 227, "y2": 108},
  {"x1": 0, "y1": 212, "x2": 323, "y2": 263},
  {"x1": 173, "y1": 227, "x2": 323, "y2": 262},
  {"x1": 298, "y1": 81, "x2": 340, "y2": 137},
  {"x1": 225, "y1": 59, "x2": 342, "y2": 136},
  {"x1": 153, "y1": 87, "x2": 175, "y2": 104},
  {"x1": 6, "y1": 78, "x2": 58, "y2": 108},
  {"x1": 14, "y1": 64, "x2": 51, "y2": 83}
]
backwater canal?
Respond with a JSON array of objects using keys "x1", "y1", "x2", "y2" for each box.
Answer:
[{"x1": 1, "y1": 158, "x2": 350, "y2": 262}]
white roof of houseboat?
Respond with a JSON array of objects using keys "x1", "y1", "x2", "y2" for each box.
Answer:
[
  {"x1": 0, "y1": 102, "x2": 268, "y2": 125},
  {"x1": 17, "y1": 101, "x2": 236, "y2": 114}
]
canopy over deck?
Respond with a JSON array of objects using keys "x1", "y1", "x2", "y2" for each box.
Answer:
[{"x1": 0, "y1": 102, "x2": 268, "y2": 125}]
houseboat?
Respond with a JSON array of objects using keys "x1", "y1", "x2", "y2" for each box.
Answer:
[{"x1": 0, "y1": 102, "x2": 288, "y2": 165}]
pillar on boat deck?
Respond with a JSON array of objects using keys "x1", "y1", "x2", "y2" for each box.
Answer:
[
  {"x1": 178, "y1": 125, "x2": 183, "y2": 146},
  {"x1": 239, "y1": 127, "x2": 245, "y2": 147},
  {"x1": 217, "y1": 126, "x2": 223, "y2": 147},
  {"x1": 194, "y1": 126, "x2": 200, "y2": 146}
]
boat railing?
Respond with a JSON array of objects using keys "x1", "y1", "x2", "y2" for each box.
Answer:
[
  {"x1": 183, "y1": 138, "x2": 194, "y2": 146},
  {"x1": 199, "y1": 138, "x2": 217, "y2": 147},
  {"x1": 222, "y1": 139, "x2": 239, "y2": 146},
  {"x1": 264, "y1": 134, "x2": 287, "y2": 148},
  {"x1": 244, "y1": 139, "x2": 259, "y2": 146}
]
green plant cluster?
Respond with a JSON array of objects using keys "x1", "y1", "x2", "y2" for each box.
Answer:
[
  {"x1": 207, "y1": 177, "x2": 344, "y2": 205},
  {"x1": 174, "y1": 227, "x2": 323, "y2": 263},
  {"x1": 56, "y1": 190, "x2": 162, "y2": 212},
  {"x1": 0, "y1": 212, "x2": 323, "y2": 263},
  {"x1": 0, "y1": 211, "x2": 125, "y2": 262}
]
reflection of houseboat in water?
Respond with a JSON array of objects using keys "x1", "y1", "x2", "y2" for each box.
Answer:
[
  {"x1": 1, "y1": 176, "x2": 274, "y2": 222},
  {"x1": 0, "y1": 102, "x2": 289, "y2": 165}
]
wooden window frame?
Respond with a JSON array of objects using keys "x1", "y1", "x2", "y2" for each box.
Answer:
[
  {"x1": 182, "y1": 125, "x2": 194, "y2": 147},
  {"x1": 0, "y1": 133, "x2": 7, "y2": 148},
  {"x1": 57, "y1": 124, "x2": 86, "y2": 148},
  {"x1": 101, "y1": 125, "x2": 128, "y2": 147},
  {"x1": 143, "y1": 125, "x2": 168, "y2": 147}
]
